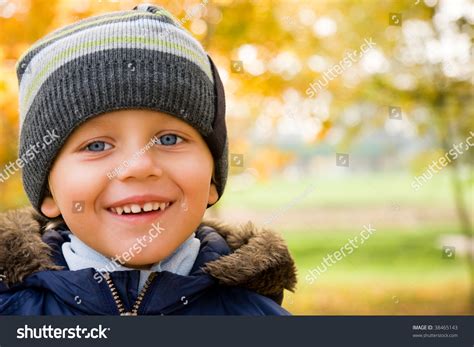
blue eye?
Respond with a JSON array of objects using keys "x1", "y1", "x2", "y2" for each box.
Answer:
[
  {"x1": 84, "y1": 141, "x2": 112, "y2": 152},
  {"x1": 153, "y1": 134, "x2": 183, "y2": 146}
]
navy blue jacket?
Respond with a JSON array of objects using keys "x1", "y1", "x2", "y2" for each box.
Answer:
[{"x1": 0, "y1": 208, "x2": 297, "y2": 315}]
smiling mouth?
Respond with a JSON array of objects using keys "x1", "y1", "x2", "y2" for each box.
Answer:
[{"x1": 108, "y1": 201, "x2": 172, "y2": 216}]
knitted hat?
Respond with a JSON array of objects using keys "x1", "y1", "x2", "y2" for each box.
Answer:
[{"x1": 16, "y1": 4, "x2": 228, "y2": 214}]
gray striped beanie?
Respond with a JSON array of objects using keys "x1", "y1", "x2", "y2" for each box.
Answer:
[{"x1": 16, "y1": 4, "x2": 228, "y2": 214}]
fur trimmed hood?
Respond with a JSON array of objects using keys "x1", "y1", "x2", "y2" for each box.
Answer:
[{"x1": 0, "y1": 207, "x2": 297, "y2": 304}]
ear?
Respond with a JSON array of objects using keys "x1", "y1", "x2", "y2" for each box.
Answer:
[
  {"x1": 208, "y1": 182, "x2": 219, "y2": 205},
  {"x1": 40, "y1": 196, "x2": 61, "y2": 218}
]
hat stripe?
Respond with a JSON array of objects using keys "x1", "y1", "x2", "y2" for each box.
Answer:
[
  {"x1": 20, "y1": 17, "x2": 207, "y2": 83},
  {"x1": 21, "y1": 34, "x2": 213, "y2": 122},
  {"x1": 16, "y1": 10, "x2": 178, "y2": 70}
]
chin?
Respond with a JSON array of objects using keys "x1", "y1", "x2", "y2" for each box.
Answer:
[{"x1": 130, "y1": 249, "x2": 169, "y2": 265}]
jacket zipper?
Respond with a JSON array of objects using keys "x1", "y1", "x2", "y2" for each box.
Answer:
[{"x1": 104, "y1": 272, "x2": 157, "y2": 316}]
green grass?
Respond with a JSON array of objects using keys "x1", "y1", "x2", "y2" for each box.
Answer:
[
  {"x1": 218, "y1": 171, "x2": 473, "y2": 283},
  {"x1": 219, "y1": 171, "x2": 473, "y2": 209},
  {"x1": 282, "y1": 226, "x2": 471, "y2": 282},
  {"x1": 280, "y1": 226, "x2": 472, "y2": 314}
]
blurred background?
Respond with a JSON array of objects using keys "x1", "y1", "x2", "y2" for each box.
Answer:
[{"x1": 0, "y1": 0, "x2": 472, "y2": 315}]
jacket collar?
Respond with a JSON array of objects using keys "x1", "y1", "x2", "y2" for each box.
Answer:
[{"x1": 0, "y1": 207, "x2": 297, "y2": 304}]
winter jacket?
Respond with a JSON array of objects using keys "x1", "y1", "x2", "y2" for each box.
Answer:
[{"x1": 0, "y1": 207, "x2": 297, "y2": 315}]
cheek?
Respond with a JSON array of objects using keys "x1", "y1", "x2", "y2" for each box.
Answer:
[
  {"x1": 169, "y1": 152, "x2": 213, "y2": 200},
  {"x1": 49, "y1": 159, "x2": 108, "y2": 217}
]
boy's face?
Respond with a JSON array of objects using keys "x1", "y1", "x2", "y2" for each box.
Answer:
[{"x1": 41, "y1": 109, "x2": 219, "y2": 268}]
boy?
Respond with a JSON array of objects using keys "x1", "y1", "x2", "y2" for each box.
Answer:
[{"x1": 0, "y1": 4, "x2": 296, "y2": 315}]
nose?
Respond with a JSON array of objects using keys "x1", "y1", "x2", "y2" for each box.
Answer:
[{"x1": 115, "y1": 144, "x2": 163, "y2": 181}]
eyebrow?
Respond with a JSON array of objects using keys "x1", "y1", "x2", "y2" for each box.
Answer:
[{"x1": 77, "y1": 113, "x2": 200, "y2": 139}]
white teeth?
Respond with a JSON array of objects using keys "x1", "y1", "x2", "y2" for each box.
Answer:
[
  {"x1": 111, "y1": 201, "x2": 171, "y2": 214},
  {"x1": 130, "y1": 204, "x2": 142, "y2": 213},
  {"x1": 143, "y1": 202, "x2": 153, "y2": 212}
]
